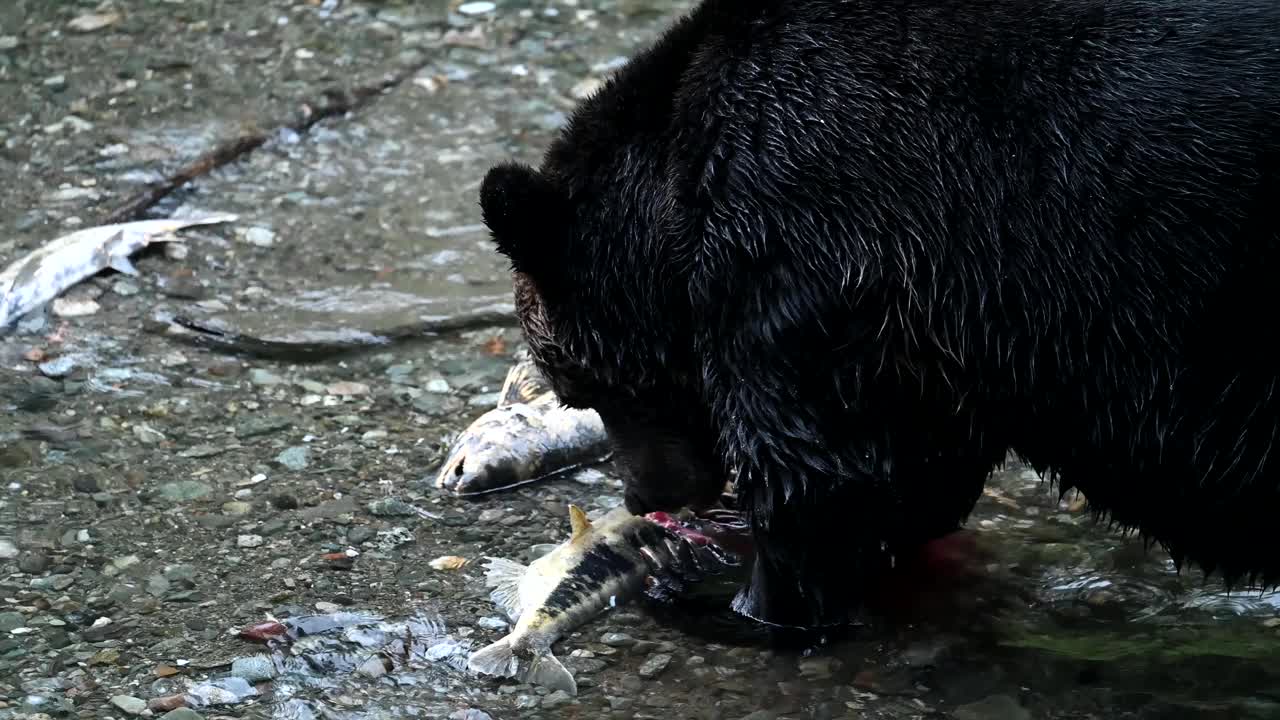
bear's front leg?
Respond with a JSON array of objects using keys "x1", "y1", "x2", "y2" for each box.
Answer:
[{"x1": 728, "y1": 461, "x2": 887, "y2": 630}]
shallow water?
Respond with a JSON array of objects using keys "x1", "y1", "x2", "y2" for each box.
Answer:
[{"x1": 2, "y1": 1, "x2": 1280, "y2": 719}]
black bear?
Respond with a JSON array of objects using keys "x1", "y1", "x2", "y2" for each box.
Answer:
[{"x1": 478, "y1": 0, "x2": 1280, "y2": 633}]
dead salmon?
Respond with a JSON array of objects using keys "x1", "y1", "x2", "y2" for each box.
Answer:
[
  {"x1": 434, "y1": 356, "x2": 612, "y2": 496},
  {"x1": 0, "y1": 214, "x2": 238, "y2": 332},
  {"x1": 467, "y1": 504, "x2": 740, "y2": 694}
]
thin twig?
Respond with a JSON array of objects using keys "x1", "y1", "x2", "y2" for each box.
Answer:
[
  {"x1": 102, "y1": 59, "x2": 434, "y2": 224},
  {"x1": 166, "y1": 303, "x2": 519, "y2": 362}
]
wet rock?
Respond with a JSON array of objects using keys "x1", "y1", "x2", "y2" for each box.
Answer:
[
  {"x1": 235, "y1": 416, "x2": 292, "y2": 439},
  {"x1": 797, "y1": 656, "x2": 842, "y2": 680},
  {"x1": 0, "y1": 611, "x2": 26, "y2": 632},
  {"x1": 368, "y1": 497, "x2": 416, "y2": 517},
  {"x1": 37, "y1": 355, "x2": 81, "y2": 378},
  {"x1": 449, "y1": 711, "x2": 493, "y2": 720},
  {"x1": 222, "y1": 501, "x2": 252, "y2": 516},
  {"x1": 158, "y1": 480, "x2": 213, "y2": 502},
  {"x1": 328, "y1": 381, "x2": 370, "y2": 396},
  {"x1": 271, "y1": 493, "x2": 300, "y2": 510},
  {"x1": 542, "y1": 690, "x2": 574, "y2": 708},
  {"x1": 242, "y1": 226, "x2": 277, "y2": 247},
  {"x1": 186, "y1": 676, "x2": 257, "y2": 706},
  {"x1": 18, "y1": 551, "x2": 50, "y2": 574},
  {"x1": 72, "y1": 474, "x2": 101, "y2": 493},
  {"x1": 179, "y1": 444, "x2": 224, "y2": 459},
  {"x1": 348, "y1": 526, "x2": 374, "y2": 544},
  {"x1": 230, "y1": 654, "x2": 278, "y2": 682},
  {"x1": 147, "y1": 574, "x2": 171, "y2": 596},
  {"x1": 601, "y1": 632, "x2": 635, "y2": 647},
  {"x1": 639, "y1": 653, "x2": 672, "y2": 679},
  {"x1": 237, "y1": 534, "x2": 264, "y2": 548},
  {"x1": 68, "y1": 11, "x2": 121, "y2": 32},
  {"x1": 478, "y1": 616, "x2": 508, "y2": 631},
  {"x1": 953, "y1": 695, "x2": 1031, "y2": 720},
  {"x1": 112, "y1": 278, "x2": 140, "y2": 296},
  {"x1": 276, "y1": 446, "x2": 310, "y2": 471},
  {"x1": 51, "y1": 297, "x2": 100, "y2": 318},
  {"x1": 158, "y1": 706, "x2": 199, "y2": 718},
  {"x1": 133, "y1": 424, "x2": 166, "y2": 444},
  {"x1": 110, "y1": 695, "x2": 147, "y2": 715},
  {"x1": 0, "y1": 538, "x2": 18, "y2": 559},
  {"x1": 249, "y1": 369, "x2": 285, "y2": 386},
  {"x1": 901, "y1": 639, "x2": 952, "y2": 668},
  {"x1": 457, "y1": 2, "x2": 496, "y2": 15}
]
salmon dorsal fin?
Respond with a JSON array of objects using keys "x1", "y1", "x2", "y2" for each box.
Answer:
[{"x1": 567, "y1": 504, "x2": 593, "y2": 543}]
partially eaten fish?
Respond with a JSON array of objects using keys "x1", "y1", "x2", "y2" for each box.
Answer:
[
  {"x1": 435, "y1": 356, "x2": 612, "y2": 496},
  {"x1": 467, "y1": 504, "x2": 742, "y2": 695}
]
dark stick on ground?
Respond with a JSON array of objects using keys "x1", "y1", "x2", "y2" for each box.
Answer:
[
  {"x1": 166, "y1": 304, "x2": 520, "y2": 361},
  {"x1": 101, "y1": 58, "x2": 434, "y2": 225}
]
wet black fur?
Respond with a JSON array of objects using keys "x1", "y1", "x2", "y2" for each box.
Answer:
[{"x1": 480, "y1": 0, "x2": 1280, "y2": 632}]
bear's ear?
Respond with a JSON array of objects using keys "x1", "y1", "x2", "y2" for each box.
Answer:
[{"x1": 479, "y1": 162, "x2": 568, "y2": 276}]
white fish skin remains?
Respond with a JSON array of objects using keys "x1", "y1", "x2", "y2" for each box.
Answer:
[
  {"x1": 0, "y1": 214, "x2": 238, "y2": 331},
  {"x1": 467, "y1": 505, "x2": 690, "y2": 695},
  {"x1": 435, "y1": 359, "x2": 611, "y2": 495}
]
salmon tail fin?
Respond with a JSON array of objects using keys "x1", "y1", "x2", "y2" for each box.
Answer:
[
  {"x1": 467, "y1": 636, "x2": 519, "y2": 678},
  {"x1": 522, "y1": 650, "x2": 577, "y2": 696}
]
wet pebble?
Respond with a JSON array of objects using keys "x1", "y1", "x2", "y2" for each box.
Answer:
[
  {"x1": 159, "y1": 707, "x2": 200, "y2": 719},
  {"x1": 348, "y1": 526, "x2": 374, "y2": 544},
  {"x1": 448, "y1": 711, "x2": 493, "y2": 720},
  {"x1": 0, "y1": 538, "x2": 18, "y2": 559},
  {"x1": 73, "y1": 474, "x2": 102, "y2": 493},
  {"x1": 110, "y1": 695, "x2": 147, "y2": 715},
  {"x1": 237, "y1": 534, "x2": 264, "y2": 548},
  {"x1": 953, "y1": 694, "x2": 1031, "y2": 720},
  {"x1": 112, "y1": 278, "x2": 140, "y2": 296},
  {"x1": 276, "y1": 446, "x2": 310, "y2": 471},
  {"x1": 638, "y1": 653, "x2": 672, "y2": 679},
  {"x1": 222, "y1": 501, "x2": 252, "y2": 516}
]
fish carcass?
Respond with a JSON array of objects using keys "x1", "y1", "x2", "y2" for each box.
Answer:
[{"x1": 0, "y1": 214, "x2": 237, "y2": 331}]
